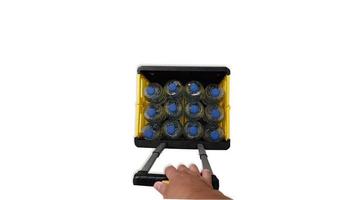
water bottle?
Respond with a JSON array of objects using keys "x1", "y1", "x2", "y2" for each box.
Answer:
[
  {"x1": 164, "y1": 99, "x2": 183, "y2": 119},
  {"x1": 204, "y1": 84, "x2": 224, "y2": 104},
  {"x1": 142, "y1": 123, "x2": 161, "y2": 140},
  {"x1": 162, "y1": 120, "x2": 182, "y2": 139},
  {"x1": 183, "y1": 121, "x2": 203, "y2": 140},
  {"x1": 203, "y1": 125, "x2": 224, "y2": 142},
  {"x1": 204, "y1": 104, "x2": 224, "y2": 123},
  {"x1": 144, "y1": 83, "x2": 166, "y2": 103},
  {"x1": 184, "y1": 101, "x2": 204, "y2": 120},
  {"x1": 185, "y1": 81, "x2": 204, "y2": 101},
  {"x1": 164, "y1": 80, "x2": 183, "y2": 98},
  {"x1": 144, "y1": 103, "x2": 165, "y2": 122}
]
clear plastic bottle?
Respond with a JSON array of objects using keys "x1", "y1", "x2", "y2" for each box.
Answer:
[
  {"x1": 203, "y1": 125, "x2": 224, "y2": 142},
  {"x1": 164, "y1": 80, "x2": 183, "y2": 98},
  {"x1": 164, "y1": 99, "x2": 183, "y2": 119},
  {"x1": 204, "y1": 84, "x2": 224, "y2": 104},
  {"x1": 142, "y1": 123, "x2": 161, "y2": 140},
  {"x1": 183, "y1": 121, "x2": 203, "y2": 140},
  {"x1": 144, "y1": 83, "x2": 166, "y2": 103},
  {"x1": 185, "y1": 81, "x2": 204, "y2": 101},
  {"x1": 162, "y1": 120, "x2": 183, "y2": 139},
  {"x1": 144, "y1": 103, "x2": 165, "y2": 122},
  {"x1": 185, "y1": 101, "x2": 204, "y2": 120},
  {"x1": 204, "y1": 104, "x2": 224, "y2": 123}
]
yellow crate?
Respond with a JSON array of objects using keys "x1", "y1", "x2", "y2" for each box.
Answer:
[
  {"x1": 134, "y1": 66, "x2": 231, "y2": 150},
  {"x1": 135, "y1": 74, "x2": 230, "y2": 140}
]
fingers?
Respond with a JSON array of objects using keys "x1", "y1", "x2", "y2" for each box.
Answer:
[
  {"x1": 202, "y1": 169, "x2": 212, "y2": 186},
  {"x1": 189, "y1": 164, "x2": 200, "y2": 175},
  {"x1": 165, "y1": 165, "x2": 178, "y2": 179},
  {"x1": 168, "y1": 164, "x2": 200, "y2": 175},
  {"x1": 153, "y1": 181, "x2": 168, "y2": 195},
  {"x1": 177, "y1": 164, "x2": 189, "y2": 172}
]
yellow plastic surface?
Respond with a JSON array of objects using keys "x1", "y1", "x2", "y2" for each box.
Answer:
[{"x1": 135, "y1": 74, "x2": 230, "y2": 140}]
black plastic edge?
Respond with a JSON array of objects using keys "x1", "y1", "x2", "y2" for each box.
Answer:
[
  {"x1": 133, "y1": 170, "x2": 219, "y2": 190},
  {"x1": 137, "y1": 66, "x2": 230, "y2": 75},
  {"x1": 134, "y1": 137, "x2": 230, "y2": 150},
  {"x1": 133, "y1": 171, "x2": 167, "y2": 186},
  {"x1": 211, "y1": 175, "x2": 220, "y2": 190}
]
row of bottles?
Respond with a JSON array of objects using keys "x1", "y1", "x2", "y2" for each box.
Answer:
[
  {"x1": 144, "y1": 101, "x2": 224, "y2": 123},
  {"x1": 142, "y1": 121, "x2": 224, "y2": 142},
  {"x1": 144, "y1": 80, "x2": 224, "y2": 104}
]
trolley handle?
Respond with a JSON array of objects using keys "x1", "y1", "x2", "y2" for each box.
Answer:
[{"x1": 133, "y1": 170, "x2": 219, "y2": 190}]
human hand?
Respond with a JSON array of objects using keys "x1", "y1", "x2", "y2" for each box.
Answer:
[{"x1": 153, "y1": 164, "x2": 229, "y2": 199}]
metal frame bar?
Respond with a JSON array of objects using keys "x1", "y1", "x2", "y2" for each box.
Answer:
[{"x1": 141, "y1": 143, "x2": 166, "y2": 172}]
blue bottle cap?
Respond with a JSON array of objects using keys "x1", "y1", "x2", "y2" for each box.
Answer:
[
  {"x1": 168, "y1": 103, "x2": 177, "y2": 113},
  {"x1": 190, "y1": 83, "x2": 199, "y2": 93},
  {"x1": 189, "y1": 104, "x2": 200, "y2": 114},
  {"x1": 168, "y1": 82, "x2": 178, "y2": 93},
  {"x1": 147, "y1": 107, "x2": 156, "y2": 118},
  {"x1": 166, "y1": 124, "x2": 176, "y2": 136},
  {"x1": 146, "y1": 86, "x2": 155, "y2": 96},
  {"x1": 210, "y1": 88, "x2": 220, "y2": 97},
  {"x1": 210, "y1": 130, "x2": 220, "y2": 141},
  {"x1": 211, "y1": 108, "x2": 220, "y2": 119},
  {"x1": 143, "y1": 128, "x2": 154, "y2": 139},
  {"x1": 188, "y1": 126, "x2": 198, "y2": 136}
]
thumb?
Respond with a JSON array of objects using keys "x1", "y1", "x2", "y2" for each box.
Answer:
[{"x1": 153, "y1": 181, "x2": 168, "y2": 195}]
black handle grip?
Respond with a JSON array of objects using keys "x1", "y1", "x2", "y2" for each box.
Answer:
[{"x1": 133, "y1": 171, "x2": 219, "y2": 190}]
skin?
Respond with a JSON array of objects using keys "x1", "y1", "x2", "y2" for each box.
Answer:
[{"x1": 154, "y1": 164, "x2": 230, "y2": 199}]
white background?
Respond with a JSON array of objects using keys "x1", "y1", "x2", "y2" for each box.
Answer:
[{"x1": 1, "y1": 0, "x2": 356, "y2": 199}]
